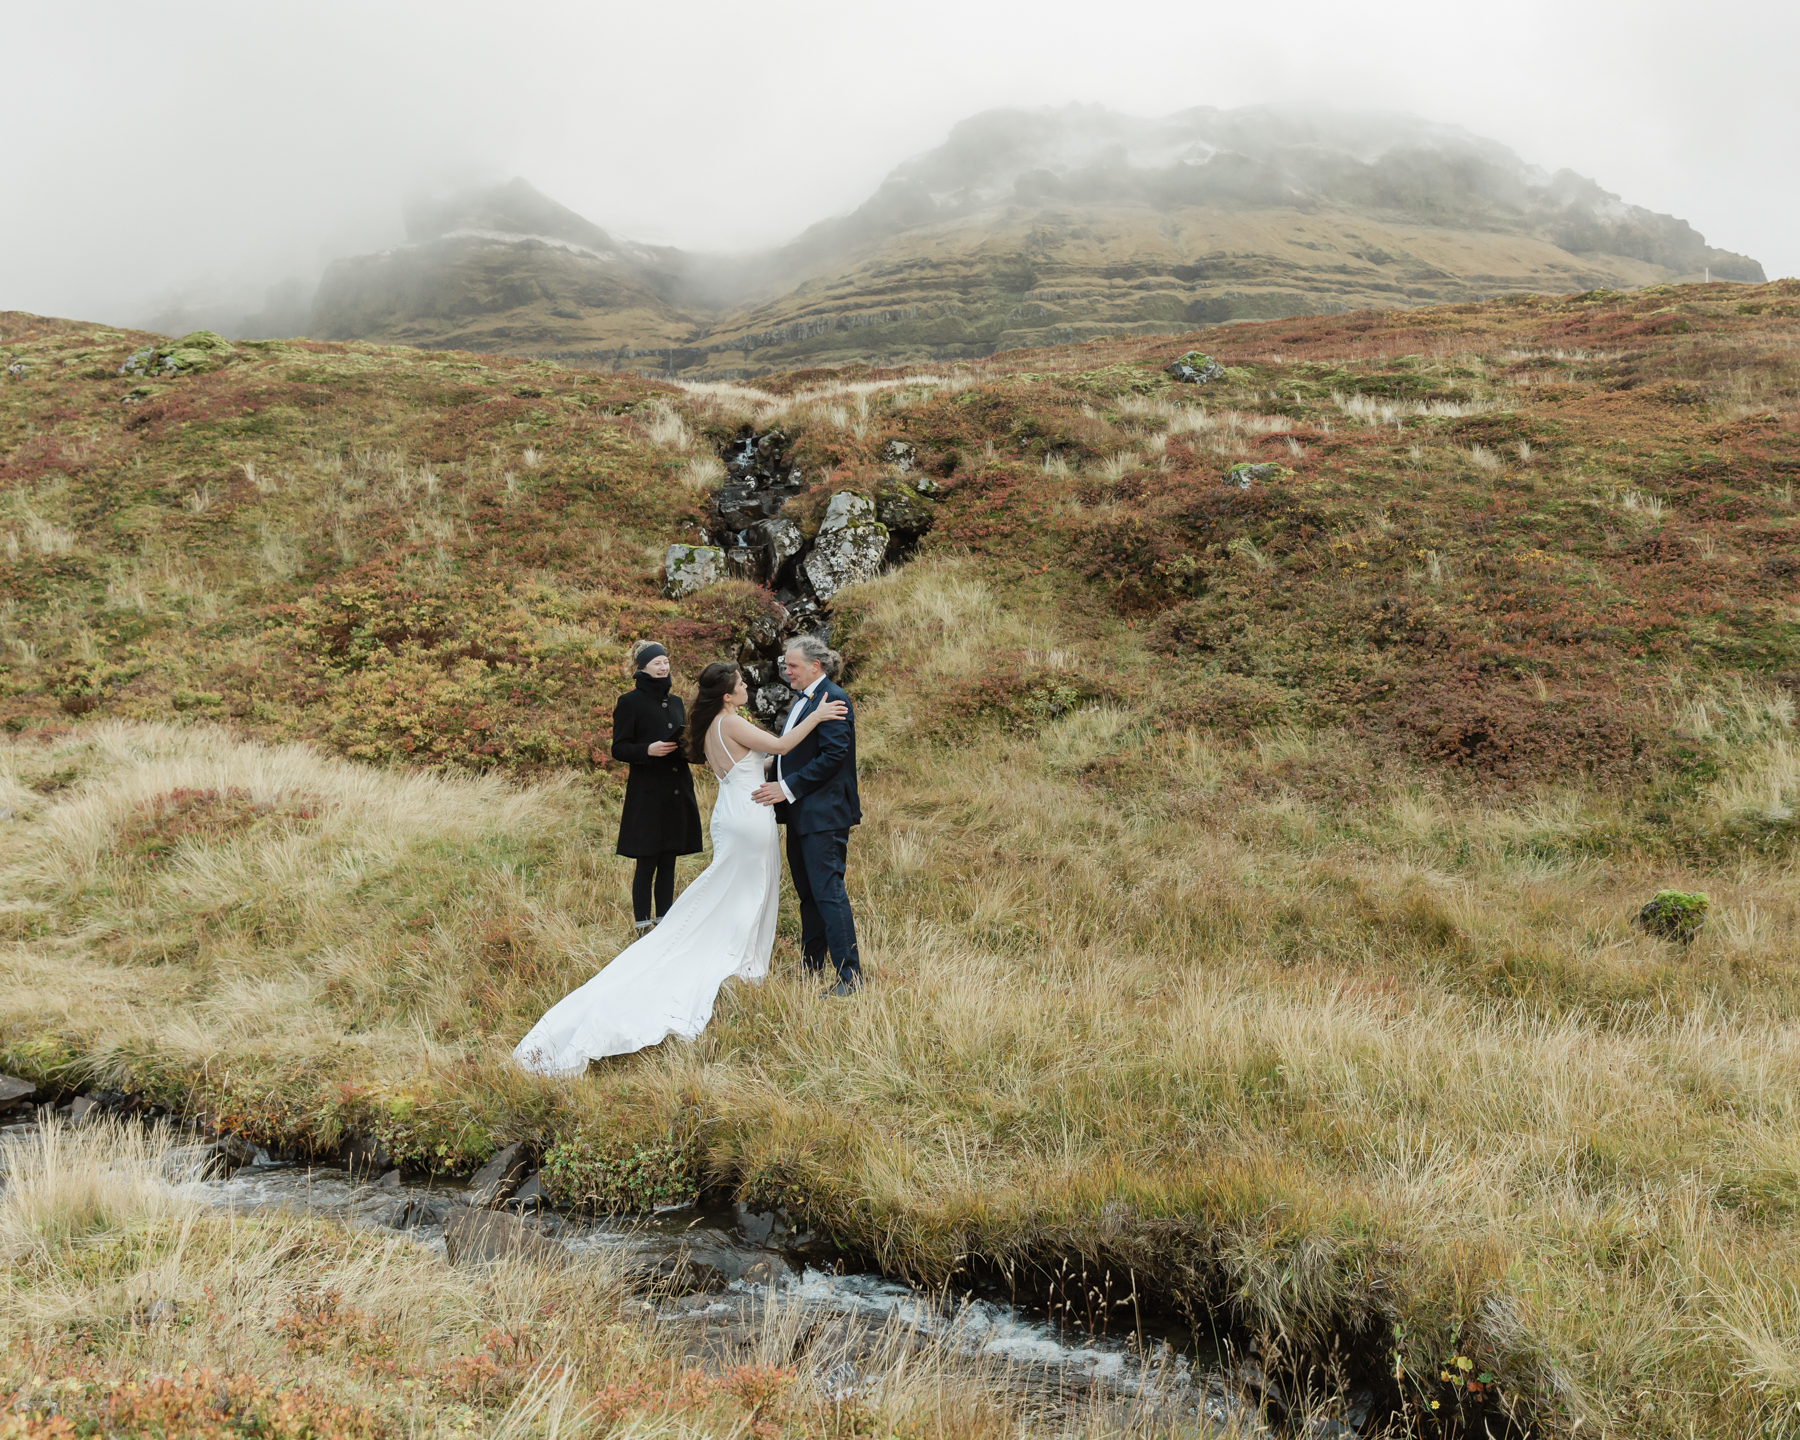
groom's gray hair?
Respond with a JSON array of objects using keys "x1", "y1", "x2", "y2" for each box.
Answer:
[{"x1": 784, "y1": 633, "x2": 843, "y2": 678}]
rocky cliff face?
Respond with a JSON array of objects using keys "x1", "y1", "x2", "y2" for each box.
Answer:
[{"x1": 305, "y1": 106, "x2": 1764, "y2": 377}]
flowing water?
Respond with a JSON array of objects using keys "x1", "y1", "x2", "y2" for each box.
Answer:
[
  {"x1": 199, "y1": 1153, "x2": 1258, "y2": 1429},
  {"x1": 1, "y1": 1113, "x2": 1317, "y2": 1435}
]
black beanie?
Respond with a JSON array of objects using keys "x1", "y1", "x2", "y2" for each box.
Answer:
[{"x1": 634, "y1": 643, "x2": 668, "y2": 671}]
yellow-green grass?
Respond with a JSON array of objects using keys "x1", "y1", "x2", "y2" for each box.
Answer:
[{"x1": 5, "y1": 1121, "x2": 1225, "y2": 1440}]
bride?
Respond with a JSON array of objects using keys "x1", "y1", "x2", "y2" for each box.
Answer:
[{"x1": 512, "y1": 662, "x2": 847, "y2": 1077}]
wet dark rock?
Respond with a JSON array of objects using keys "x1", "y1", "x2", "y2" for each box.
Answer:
[
  {"x1": 507, "y1": 1171, "x2": 547, "y2": 1213},
  {"x1": 752, "y1": 680, "x2": 798, "y2": 722},
  {"x1": 724, "y1": 426, "x2": 801, "y2": 487},
  {"x1": 162, "y1": 1136, "x2": 256, "y2": 1182},
  {"x1": 0, "y1": 1074, "x2": 36, "y2": 1107},
  {"x1": 456, "y1": 1141, "x2": 531, "y2": 1209},
  {"x1": 1166, "y1": 350, "x2": 1225, "y2": 384},
  {"x1": 754, "y1": 518, "x2": 805, "y2": 578},
  {"x1": 444, "y1": 1207, "x2": 565, "y2": 1267},
  {"x1": 342, "y1": 1134, "x2": 392, "y2": 1180},
  {"x1": 382, "y1": 1196, "x2": 451, "y2": 1231}
]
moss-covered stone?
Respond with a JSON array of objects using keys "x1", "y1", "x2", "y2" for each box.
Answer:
[{"x1": 1633, "y1": 890, "x2": 1709, "y2": 944}]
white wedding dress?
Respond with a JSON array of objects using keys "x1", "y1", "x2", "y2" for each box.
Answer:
[{"x1": 512, "y1": 720, "x2": 779, "y2": 1076}]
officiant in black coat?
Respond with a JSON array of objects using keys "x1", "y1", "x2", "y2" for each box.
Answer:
[{"x1": 610, "y1": 642, "x2": 702, "y2": 933}]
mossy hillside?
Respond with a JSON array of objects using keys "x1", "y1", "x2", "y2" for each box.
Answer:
[{"x1": 4, "y1": 282, "x2": 1800, "y2": 1436}]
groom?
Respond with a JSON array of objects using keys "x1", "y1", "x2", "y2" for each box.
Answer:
[{"x1": 751, "y1": 635, "x2": 862, "y2": 996}]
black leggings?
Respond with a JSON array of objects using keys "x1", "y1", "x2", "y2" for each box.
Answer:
[{"x1": 631, "y1": 851, "x2": 678, "y2": 922}]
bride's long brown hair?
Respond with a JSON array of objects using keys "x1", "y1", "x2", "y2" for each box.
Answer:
[{"x1": 684, "y1": 662, "x2": 743, "y2": 764}]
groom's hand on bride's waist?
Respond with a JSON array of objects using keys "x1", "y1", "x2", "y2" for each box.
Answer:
[{"x1": 750, "y1": 782, "x2": 785, "y2": 806}]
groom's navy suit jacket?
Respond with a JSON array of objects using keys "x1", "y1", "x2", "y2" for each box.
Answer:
[{"x1": 773, "y1": 679, "x2": 861, "y2": 836}]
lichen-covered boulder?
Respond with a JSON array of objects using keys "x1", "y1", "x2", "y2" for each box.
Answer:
[
  {"x1": 803, "y1": 522, "x2": 889, "y2": 601},
  {"x1": 818, "y1": 491, "x2": 877, "y2": 536},
  {"x1": 881, "y1": 438, "x2": 916, "y2": 472},
  {"x1": 1224, "y1": 462, "x2": 1294, "y2": 489},
  {"x1": 1165, "y1": 351, "x2": 1224, "y2": 384},
  {"x1": 663, "y1": 543, "x2": 725, "y2": 598},
  {"x1": 1633, "y1": 890, "x2": 1709, "y2": 945},
  {"x1": 752, "y1": 680, "x2": 797, "y2": 722}
]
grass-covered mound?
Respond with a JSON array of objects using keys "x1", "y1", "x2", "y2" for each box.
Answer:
[{"x1": 3, "y1": 282, "x2": 1800, "y2": 1436}]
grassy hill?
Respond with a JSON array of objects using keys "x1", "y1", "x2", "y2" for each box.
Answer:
[{"x1": 4, "y1": 279, "x2": 1800, "y2": 1435}]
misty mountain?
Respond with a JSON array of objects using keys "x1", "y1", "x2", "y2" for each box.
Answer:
[{"x1": 300, "y1": 103, "x2": 1764, "y2": 377}]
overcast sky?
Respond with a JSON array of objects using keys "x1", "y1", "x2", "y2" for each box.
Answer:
[{"x1": 5, "y1": 0, "x2": 1795, "y2": 330}]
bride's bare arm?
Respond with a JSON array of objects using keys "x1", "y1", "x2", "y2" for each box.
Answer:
[{"x1": 722, "y1": 702, "x2": 847, "y2": 755}]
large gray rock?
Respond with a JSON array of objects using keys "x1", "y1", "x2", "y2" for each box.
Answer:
[
  {"x1": 817, "y1": 492, "x2": 876, "y2": 535},
  {"x1": 444, "y1": 1207, "x2": 565, "y2": 1268},
  {"x1": 455, "y1": 1141, "x2": 530, "y2": 1209},
  {"x1": 803, "y1": 522, "x2": 889, "y2": 601},
  {"x1": 0, "y1": 1074, "x2": 36, "y2": 1106},
  {"x1": 663, "y1": 543, "x2": 725, "y2": 598}
]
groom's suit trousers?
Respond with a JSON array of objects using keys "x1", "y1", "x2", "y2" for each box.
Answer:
[{"x1": 786, "y1": 826, "x2": 859, "y2": 982}]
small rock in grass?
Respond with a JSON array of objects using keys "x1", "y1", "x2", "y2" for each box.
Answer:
[
  {"x1": 146, "y1": 1299, "x2": 178, "y2": 1326},
  {"x1": 1633, "y1": 889, "x2": 1709, "y2": 944},
  {"x1": 1165, "y1": 350, "x2": 1225, "y2": 384},
  {"x1": 68, "y1": 1095, "x2": 100, "y2": 1125},
  {"x1": 1224, "y1": 462, "x2": 1293, "y2": 489},
  {"x1": 0, "y1": 1074, "x2": 36, "y2": 1107}
]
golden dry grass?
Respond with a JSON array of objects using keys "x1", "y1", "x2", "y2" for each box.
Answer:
[{"x1": 3, "y1": 554, "x2": 1799, "y2": 1434}]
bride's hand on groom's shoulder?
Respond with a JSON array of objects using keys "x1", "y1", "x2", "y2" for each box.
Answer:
[{"x1": 817, "y1": 700, "x2": 849, "y2": 722}]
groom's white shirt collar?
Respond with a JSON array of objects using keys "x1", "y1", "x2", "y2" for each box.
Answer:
[{"x1": 776, "y1": 674, "x2": 826, "y2": 801}]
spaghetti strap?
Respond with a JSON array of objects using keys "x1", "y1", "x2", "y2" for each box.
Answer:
[{"x1": 710, "y1": 716, "x2": 743, "y2": 777}]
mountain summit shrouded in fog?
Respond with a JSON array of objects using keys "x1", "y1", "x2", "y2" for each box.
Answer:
[{"x1": 296, "y1": 103, "x2": 1763, "y2": 377}]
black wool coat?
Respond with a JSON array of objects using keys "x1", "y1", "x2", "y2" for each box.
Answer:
[{"x1": 610, "y1": 676, "x2": 703, "y2": 858}]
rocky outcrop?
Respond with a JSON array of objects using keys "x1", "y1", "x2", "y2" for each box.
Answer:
[{"x1": 657, "y1": 426, "x2": 939, "y2": 718}]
